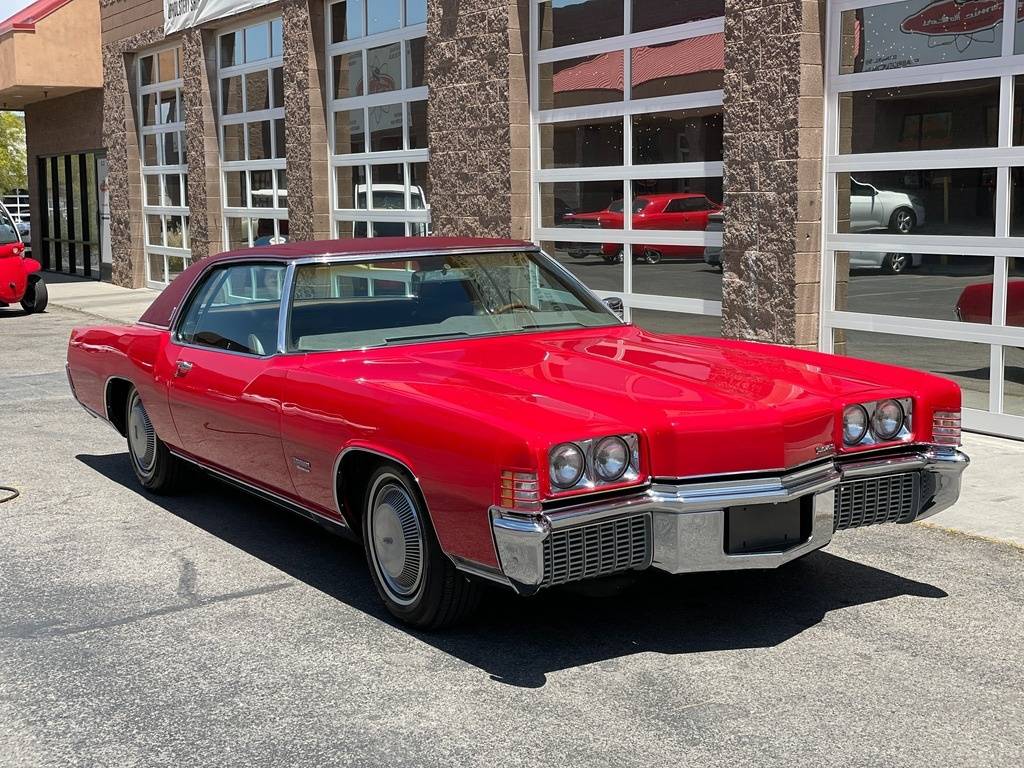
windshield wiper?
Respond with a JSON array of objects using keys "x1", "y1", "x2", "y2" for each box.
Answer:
[
  {"x1": 517, "y1": 321, "x2": 588, "y2": 331},
  {"x1": 383, "y1": 331, "x2": 472, "y2": 344}
]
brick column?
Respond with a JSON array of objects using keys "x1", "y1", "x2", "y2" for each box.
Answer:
[
  {"x1": 182, "y1": 29, "x2": 224, "y2": 260},
  {"x1": 721, "y1": 0, "x2": 825, "y2": 349},
  {"x1": 282, "y1": 0, "x2": 331, "y2": 242},
  {"x1": 427, "y1": 0, "x2": 531, "y2": 239},
  {"x1": 101, "y1": 26, "x2": 166, "y2": 288}
]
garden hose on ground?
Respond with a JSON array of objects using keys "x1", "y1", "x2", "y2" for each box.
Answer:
[{"x1": 0, "y1": 486, "x2": 19, "y2": 504}]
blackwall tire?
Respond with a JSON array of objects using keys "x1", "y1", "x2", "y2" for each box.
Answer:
[
  {"x1": 19, "y1": 275, "x2": 47, "y2": 313},
  {"x1": 888, "y1": 208, "x2": 915, "y2": 235},
  {"x1": 126, "y1": 387, "x2": 183, "y2": 494},
  {"x1": 362, "y1": 464, "x2": 481, "y2": 629}
]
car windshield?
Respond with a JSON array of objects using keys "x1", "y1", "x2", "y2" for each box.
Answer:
[
  {"x1": 606, "y1": 199, "x2": 648, "y2": 214},
  {"x1": 0, "y1": 207, "x2": 18, "y2": 246},
  {"x1": 288, "y1": 250, "x2": 619, "y2": 351}
]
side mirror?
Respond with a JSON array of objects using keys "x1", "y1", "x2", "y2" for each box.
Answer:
[{"x1": 603, "y1": 296, "x2": 624, "y2": 320}]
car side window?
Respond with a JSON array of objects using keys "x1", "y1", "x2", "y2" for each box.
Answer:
[
  {"x1": 0, "y1": 207, "x2": 18, "y2": 245},
  {"x1": 665, "y1": 198, "x2": 704, "y2": 213},
  {"x1": 176, "y1": 262, "x2": 286, "y2": 356}
]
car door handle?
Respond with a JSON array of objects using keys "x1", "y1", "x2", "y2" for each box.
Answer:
[{"x1": 175, "y1": 360, "x2": 193, "y2": 377}]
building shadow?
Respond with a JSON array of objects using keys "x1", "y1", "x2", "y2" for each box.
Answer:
[{"x1": 77, "y1": 451, "x2": 948, "y2": 689}]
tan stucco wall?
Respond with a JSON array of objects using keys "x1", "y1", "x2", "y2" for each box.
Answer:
[{"x1": 0, "y1": 0, "x2": 102, "y2": 93}]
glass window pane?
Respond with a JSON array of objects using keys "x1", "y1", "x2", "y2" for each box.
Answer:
[
  {"x1": 332, "y1": 0, "x2": 365, "y2": 42},
  {"x1": 253, "y1": 218, "x2": 278, "y2": 245},
  {"x1": 1008, "y1": 258, "x2": 1024, "y2": 328},
  {"x1": 337, "y1": 165, "x2": 368, "y2": 209},
  {"x1": 166, "y1": 216, "x2": 186, "y2": 248},
  {"x1": 367, "y1": 0, "x2": 401, "y2": 35},
  {"x1": 225, "y1": 171, "x2": 248, "y2": 208},
  {"x1": 271, "y1": 18, "x2": 283, "y2": 57},
  {"x1": 139, "y1": 55, "x2": 155, "y2": 86},
  {"x1": 247, "y1": 121, "x2": 273, "y2": 160},
  {"x1": 1005, "y1": 347, "x2": 1024, "y2": 416},
  {"x1": 141, "y1": 94, "x2": 157, "y2": 126},
  {"x1": 144, "y1": 174, "x2": 161, "y2": 205},
  {"x1": 245, "y1": 70, "x2": 270, "y2": 112},
  {"x1": 272, "y1": 67, "x2": 284, "y2": 109},
  {"x1": 625, "y1": 179, "x2": 723, "y2": 271},
  {"x1": 168, "y1": 255, "x2": 187, "y2": 282},
  {"x1": 222, "y1": 76, "x2": 243, "y2": 115},
  {"x1": 834, "y1": 252, "x2": 995, "y2": 323},
  {"x1": 367, "y1": 43, "x2": 401, "y2": 94},
  {"x1": 163, "y1": 132, "x2": 182, "y2": 166},
  {"x1": 245, "y1": 22, "x2": 270, "y2": 63},
  {"x1": 838, "y1": 169, "x2": 996, "y2": 236},
  {"x1": 335, "y1": 109, "x2": 366, "y2": 154},
  {"x1": 369, "y1": 104, "x2": 403, "y2": 151},
  {"x1": 406, "y1": 0, "x2": 426, "y2": 25},
  {"x1": 164, "y1": 173, "x2": 183, "y2": 207},
  {"x1": 538, "y1": 0, "x2": 623, "y2": 50},
  {"x1": 541, "y1": 180, "x2": 625, "y2": 229},
  {"x1": 632, "y1": 108, "x2": 722, "y2": 164},
  {"x1": 157, "y1": 48, "x2": 177, "y2": 82},
  {"x1": 631, "y1": 308, "x2": 721, "y2": 337},
  {"x1": 333, "y1": 52, "x2": 364, "y2": 99},
  {"x1": 369, "y1": 164, "x2": 404, "y2": 209},
  {"x1": 251, "y1": 170, "x2": 274, "y2": 208},
  {"x1": 540, "y1": 54, "x2": 624, "y2": 110},
  {"x1": 227, "y1": 217, "x2": 251, "y2": 249},
  {"x1": 841, "y1": 80, "x2": 999, "y2": 154},
  {"x1": 407, "y1": 100, "x2": 427, "y2": 150},
  {"x1": 540, "y1": 117, "x2": 624, "y2": 169},
  {"x1": 274, "y1": 118, "x2": 286, "y2": 159},
  {"x1": 277, "y1": 169, "x2": 288, "y2": 208},
  {"x1": 223, "y1": 123, "x2": 245, "y2": 162},
  {"x1": 406, "y1": 38, "x2": 425, "y2": 89},
  {"x1": 408, "y1": 162, "x2": 430, "y2": 211},
  {"x1": 840, "y1": 2, "x2": 1002, "y2": 75},
  {"x1": 631, "y1": 34, "x2": 724, "y2": 100},
  {"x1": 631, "y1": 0, "x2": 723, "y2": 33},
  {"x1": 142, "y1": 134, "x2": 159, "y2": 166},
  {"x1": 834, "y1": 329, "x2": 990, "y2": 411},
  {"x1": 146, "y1": 214, "x2": 163, "y2": 245},
  {"x1": 148, "y1": 252, "x2": 166, "y2": 283},
  {"x1": 159, "y1": 90, "x2": 178, "y2": 124},
  {"x1": 221, "y1": 31, "x2": 243, "y2": 68}
]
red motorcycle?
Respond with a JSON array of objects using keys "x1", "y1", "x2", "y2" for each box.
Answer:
[{"x1": 0, "y1": 202, "x2": 46, "y2": 314}]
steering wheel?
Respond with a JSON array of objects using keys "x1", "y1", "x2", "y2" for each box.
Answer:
[{"x1": 492, "y1": 301, "x2": 541, "y2": 314}]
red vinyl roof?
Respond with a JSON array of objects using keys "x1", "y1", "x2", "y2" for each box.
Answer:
[
  {"x1": 138, "y1": 237, "x2": 536, "y2": 328},
  {"x1": 553, "y1": 33, "x2": 724, "y2": 94},
  {"x1": 0, "y1": 0, "x2": 73, "y2": 34}
]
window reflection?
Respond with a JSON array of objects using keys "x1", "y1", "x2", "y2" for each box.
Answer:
[
  {"x1": 632, "y1": 108, "x2": 722, "y2": 164},
  {"x1": 630, "y1": 34, "x2": 724, "y2": 99},
  {"x1": 540, "y1": 117, "x2": 624, "y2": 169},
  {"x1": 631, "y1": 0, "x2": 724, "y2": 33},
  {"x1": 837, "y1": 169, "x2": 996, "y2": 236},
  {"x1": 538, "y1": 0, "x2": 623, "y2": 50},
  {"x1": 630, "y1": 308, "x2": 721, "y2": 337},
  {"x1": 540, "y1": 54, "x2": 624, "y2": 110}
]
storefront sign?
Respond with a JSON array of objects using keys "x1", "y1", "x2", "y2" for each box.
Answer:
[
  {"x1": 900, "y1": 0, "x2": 1004, "y2": 37},
  {"x1": 164, "y1": 0, "x2": 276, "y2": 34}
]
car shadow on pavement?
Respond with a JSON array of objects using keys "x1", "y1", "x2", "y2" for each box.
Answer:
[{"x1": 78, "y1": 451, "x2": 948, "y2": 689}]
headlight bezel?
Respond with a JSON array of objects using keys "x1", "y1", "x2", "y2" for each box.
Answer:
[
  {"x1": 842, "y1": 404, "x2": 869, "y2": 446},
  {"x1": 546, "y1": 433, "x2": 641, "y2": 495},
  {"x1": 841, "y1": 397, "x2": 913, "y2": 448},
  {"x1": 549, "y1": 442, "x2": 586, "y2": 489}
]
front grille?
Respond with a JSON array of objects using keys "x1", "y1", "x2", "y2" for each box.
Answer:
[
  {"x1": 543, "y1": 514, "x2": 651, "y2": 587},
  {"x1": 834, "y1": 472, "x2": 918, "y2": 531}
]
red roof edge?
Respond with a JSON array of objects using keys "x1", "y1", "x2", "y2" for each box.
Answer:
[{"x1": 0, "y1": 0, "x2": 75, "y2": 35}]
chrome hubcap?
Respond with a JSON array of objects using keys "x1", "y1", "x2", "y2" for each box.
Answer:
[
  {"x1": 896, "y1": 212, "x2": 911, "y2": 232},
  {"x1": 892, "y1": 254, "x2": 907, "y2": 270},
  {"x1": 128, "y1": 395, "x2": 156, "y2": 473},
  {"x1": 370, "y1": 481, "x2": 424, "y2": 603}
]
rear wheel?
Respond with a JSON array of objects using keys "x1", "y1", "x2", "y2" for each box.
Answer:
[
  {"x1": 19, "y1": 275, "x2": 47, "y2": 313},
  {"x1": 602, "y1": 248, "x2": 623, "y2": 264},
  {"x1": 643, "y1": 249, "x2": 662, "y2": 264},
  {"x1": 888, "y1": 208, "x2": 915, "y2": 234},
  {"x1": 126, "y1": 387, "x2": 183, "y2": 493},
  {"x1": 881, "y1": 252, "x2": 911, "y2": 274},
  {"x1": 362, "y1": 464, "x2": 481, "y2": 628}
]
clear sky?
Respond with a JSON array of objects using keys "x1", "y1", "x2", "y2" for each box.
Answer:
[{"x1": 0, "y1": 0, "x2": 33, "y2": 25}]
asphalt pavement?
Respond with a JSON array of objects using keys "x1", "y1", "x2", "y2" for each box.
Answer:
[{"x1": 1, "y1": 306, "x2": 1022, "y2": 767}]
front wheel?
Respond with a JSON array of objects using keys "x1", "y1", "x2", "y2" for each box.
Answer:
[
  {"x1": 602, "y1": 249, "x2": 623, "y2": 264},
  {"x1": 126, "y1": 387, "x2": 183, "y2": 493},
  {"x1": 362, "y1": 464, "x2": 481, "y2": 628},
  {"x1": 881, "y1": 252, "x2": 911, "y2": 274},
  {"x1": 20, "y1": 275, "x2": 47, "y2": 313},
  {"x1": 889, "y1": 208, "x2": 916, "y2": 235},
  {"x1": 642, "y1": 249, "x2": 662, "y2": 265}
]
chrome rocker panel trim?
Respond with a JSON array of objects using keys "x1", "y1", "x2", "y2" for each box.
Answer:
[{"x1": 487, "y1": 446, "x2": 969, "y2": 593}]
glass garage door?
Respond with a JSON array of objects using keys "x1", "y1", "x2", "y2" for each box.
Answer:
[{"x1": 822, "y1": 0, "x2": 1024, "y2": 439}]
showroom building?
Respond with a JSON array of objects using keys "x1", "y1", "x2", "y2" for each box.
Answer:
[{"x1": 3, "y1": 0, "x2": 1024, "y2": 439}]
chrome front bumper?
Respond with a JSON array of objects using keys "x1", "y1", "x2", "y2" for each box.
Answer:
[{"x1": 487, "y1": 447, "x2": 969, "y2": 593}]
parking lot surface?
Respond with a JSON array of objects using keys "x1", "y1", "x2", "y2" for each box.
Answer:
[{"x1": 1, "y1": 306, "x2": 1022, "y2": 767}]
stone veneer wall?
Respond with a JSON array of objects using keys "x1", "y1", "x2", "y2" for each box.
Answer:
[
  {"x1": 101, "y1": 22, "x2": 166, "y2": 287},
  {"x1": 720, "y1": 0, "x2": 825, "y2": 349},
  {"x1": 283, "y1": 0, "x2": 331, "y2": 242},
  {"x1": 426, "y1": 0, "x2": 531, "y2": 239}
]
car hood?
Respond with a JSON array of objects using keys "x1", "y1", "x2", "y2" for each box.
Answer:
[{"x1": 332, "y1": 325, "x2": 900, "y2": 477}]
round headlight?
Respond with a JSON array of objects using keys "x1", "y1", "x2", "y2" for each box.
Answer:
[
  {"x1": 842, "y1": 404, "x2": 869, "y2": 445},
  {"x1": 871, "y1": 399, "x2": 904, "y2": 440},
  {"x1": 594, "y1": 436, "x2": 630, "y2": 482},
  {"x1": 549, "y1": 443, "x2": 584, "y2": 489}
]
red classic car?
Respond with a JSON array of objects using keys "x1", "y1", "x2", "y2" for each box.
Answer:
[
  {"x1": 67, "y1": 238, "x2": 969, "y2": 628},
  {"x1": 560, "y1": 193, "x2": 722, "y2": 264},
  {"x1": 0, "y1": 201, "x2": 47, "y2": 313},
  {"x1": 955, "y1": 279, "x2": 1024, "y2": 325}
]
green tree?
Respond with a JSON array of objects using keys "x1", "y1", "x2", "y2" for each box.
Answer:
[{"x1": 0, "y1": 112, "x2": 28, "y2": 195}]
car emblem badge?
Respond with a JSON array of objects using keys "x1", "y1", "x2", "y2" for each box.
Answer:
[{"x1": 815, "y1": 443, "x2": 836, "y2": 457}]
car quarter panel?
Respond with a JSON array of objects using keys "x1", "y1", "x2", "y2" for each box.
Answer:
[{"x1": 67, "y1": 325, "x2": 180, "y2": 445}]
